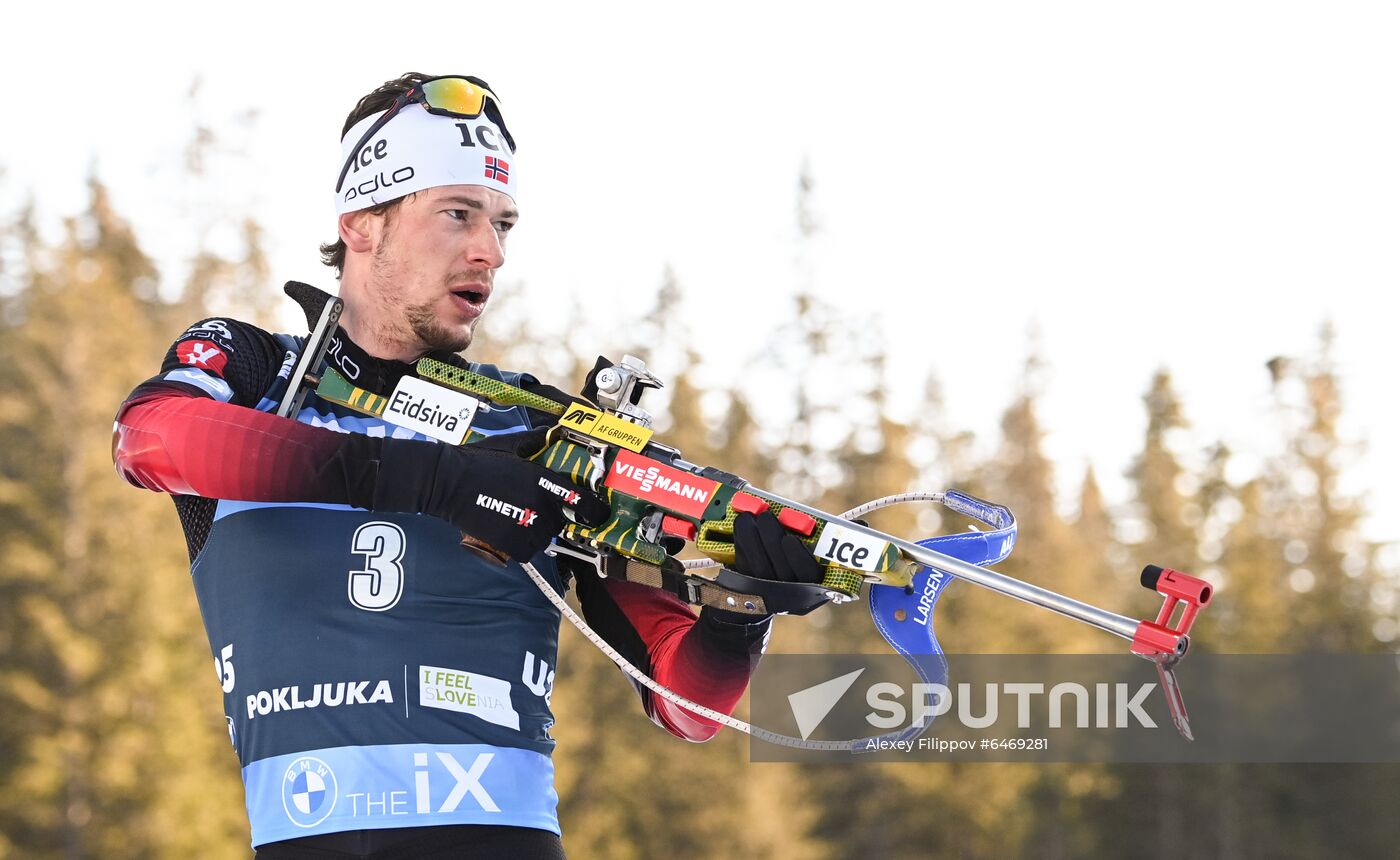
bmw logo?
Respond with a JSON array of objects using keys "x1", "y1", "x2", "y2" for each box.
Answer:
[{"x1": 281, "y1": 756, "x2": 338, "y2": 827}]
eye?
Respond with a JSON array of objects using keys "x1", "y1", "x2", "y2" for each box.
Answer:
[
  {"x1": 494, "y1": 220, "x2": 516, "y2": 234},
  {"x1": 446, "y1": 209, "x2": 469, "y2": 221}
]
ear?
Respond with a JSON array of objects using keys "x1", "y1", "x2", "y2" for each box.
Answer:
[{"x1": 338, "y1": 210, "x2": 375, "y2": 254}]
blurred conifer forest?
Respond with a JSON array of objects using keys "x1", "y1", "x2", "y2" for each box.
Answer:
[{"x1": 0, "y1": 155, "x2": 1397, "y2": 859}]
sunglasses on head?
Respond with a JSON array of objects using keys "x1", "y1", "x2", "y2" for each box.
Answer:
[{"x1": 335, "y1": 76, "x2": 515, "y2": 195}]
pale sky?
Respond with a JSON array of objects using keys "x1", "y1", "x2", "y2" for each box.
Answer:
[{"x1": 4, "y1": 1, "x2": 1398, "y2": 552}]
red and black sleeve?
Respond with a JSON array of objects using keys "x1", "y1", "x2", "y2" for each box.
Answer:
[
  {"x1": 113, "y1": 317, "x2": 383, "y2": 507},
  {"x1": 572, "y1": 569, "x2": 771, "y2": 742}
]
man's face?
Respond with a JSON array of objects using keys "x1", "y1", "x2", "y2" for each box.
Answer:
[{"x1": 365, "y1": 184, "x2": 518, "y2": 354}]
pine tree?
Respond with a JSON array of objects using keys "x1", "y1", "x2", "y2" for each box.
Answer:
[
  {"x1": 942, "y1": 350, "x2": 1096, "y2": 654},
  {"x1": 1261, "y1": 328, "x2": 1385, "y2": 650},
  {"x1": 1110, "y1": 370, "x2": 1201, "y2": 860},
  {"x1": 1214, "y1": 333, "x2": 1399, "y2": 860},
  {"x1": 0, "y1": 179, "x2": 248, "y2": 857}
]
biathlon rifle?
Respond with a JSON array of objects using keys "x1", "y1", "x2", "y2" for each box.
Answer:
[{"x1": 290, "y1": 327, "x2": 1214, "y2": 744}]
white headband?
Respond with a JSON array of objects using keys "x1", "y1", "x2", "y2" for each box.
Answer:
[{"x1": 334, "y1": 103, "x2": 517, "y2": 214}]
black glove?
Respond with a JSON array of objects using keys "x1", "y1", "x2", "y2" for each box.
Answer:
[
  {"x1": 702, "y1": 511, "x2": 825, "y2": 626},
  {"x1": 373, "y1": 430, "x2": 609, "y2": 562},
  {"x1": 732, "y1": 511, "x2": 824, "y2": 585}
]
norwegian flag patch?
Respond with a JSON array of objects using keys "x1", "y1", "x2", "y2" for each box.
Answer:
[
  {"x1": 484, "y1": 156, "x2": 510, "y2": 183},
  {"x1": 176, "y1": 339, "x2": 229, "y2": 375}
]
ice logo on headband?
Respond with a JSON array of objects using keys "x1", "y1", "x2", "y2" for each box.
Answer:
[{"x1": 335, "y1": 107, "x2": 518, "y2": 215}]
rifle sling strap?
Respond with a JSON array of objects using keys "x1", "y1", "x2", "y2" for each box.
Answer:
[{"x1": 603, "y1": 554, "x2": 769, "y2": 616}]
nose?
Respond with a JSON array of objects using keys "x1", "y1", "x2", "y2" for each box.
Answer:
[{"x1": 467, "y1": 221, "x2": 506, "y2": 270}]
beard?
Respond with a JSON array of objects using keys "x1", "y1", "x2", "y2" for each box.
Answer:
[
  {"x1": 369, "y1": 230, "x2": 483, "y2": 355},
  {"x1": 406, "y1": 299, "x2": 476, "y2": 353}
]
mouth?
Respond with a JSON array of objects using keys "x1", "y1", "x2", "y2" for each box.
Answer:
[{"x1": 449, "y1": 284, "x2": 491, "y2": 318}]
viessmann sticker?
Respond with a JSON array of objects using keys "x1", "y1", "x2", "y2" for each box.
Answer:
[
  {"x1": 604, "y1": 449, "x2": 719, "y2": 519},
  {"x1": 384, "y1": 376, "x2": 480, "y2": 444}
]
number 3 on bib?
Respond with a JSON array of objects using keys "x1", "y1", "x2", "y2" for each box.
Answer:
[{"x1": 348, "y1": 522, "x2": 407, "y2": 611}]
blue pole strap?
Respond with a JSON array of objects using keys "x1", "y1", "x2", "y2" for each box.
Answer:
[{"x1": 860, "y1": 491, "x2": 1017, "y2": 749}]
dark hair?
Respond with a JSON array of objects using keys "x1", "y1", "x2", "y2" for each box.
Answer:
[{"x1": 318, "y1": 73, "x2": 432, "y2": 279}]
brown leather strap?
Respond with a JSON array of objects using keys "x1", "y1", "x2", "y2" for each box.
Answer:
[{"x1": 605, "y1": 555, "x2": 769, "y2": 616}]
